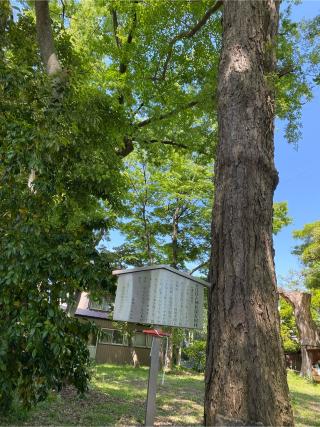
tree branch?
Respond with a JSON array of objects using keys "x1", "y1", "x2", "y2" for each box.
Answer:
[
  {"x1": 111, "y1": 8, "x2": 137, "y2": 103},
  {"x1": 133, "y1": 102, "x2": 144, "y2": 115},
  {"x1": 117, "y1": 136, "x2": 189, "y2": 159},
  {"x1": 277, "y1": 65, "x2": 297, "y2": 78},
  {"x1": 111, "y1": 9, "x2": 122, "y2": 49},
  {"x1": 127, "y1": 10, "x2": 137, "y2": 45},
  {"x1": 278, "y1": 288, "x2": 320, "y2": 347},
  {"x1": 142, "y1": 139, "x2": 188, "y2": 149},
  {"x1": 190, "y1": 260, "x2": 209, "y2": 275},
  {"x1": 136, "y1": 100, "x2": 198, "y2": 128},
  {"x1": 111, "y1": 8, "x2": 137, "y2": 75},
  {"x1": 60, "y1": 0, "x2": 66, "y2": 29},
  {"x1": 117, "y1": 137, "x2": 134, "y2": 158},
  {"x1": 159, "y1": 0, "x2": 222, "y2": 80}
]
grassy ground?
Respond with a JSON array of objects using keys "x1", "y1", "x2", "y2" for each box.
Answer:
[
  {"x1": 0, "y1": 365, "x2": 319, "y2": 426},
  {"x1": 288, "y1": 370, "x2": 320, "y2": 426}
]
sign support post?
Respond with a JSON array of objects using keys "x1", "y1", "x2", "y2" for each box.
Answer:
[{"x1": 145, "y1": 335, "x2": 161, "y2": 427}]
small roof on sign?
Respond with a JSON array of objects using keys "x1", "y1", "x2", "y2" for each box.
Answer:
[{"x1": 112, "y1": 264, "x2": 210, "y2": 288}]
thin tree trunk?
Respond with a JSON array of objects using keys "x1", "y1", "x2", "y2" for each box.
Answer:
[
  {"x1": 0, "y1": 1, "x2": 11, "y2": 49},
  {"x1": 171, "y1": 207, "x2": 180, "y2": 269},
  {"x1": 173, "y1": 343, "x2": 181, "y2": 366},
  {"x1": 35, "y1": 0, "x2": 62, "y2": 76},
  {"x1": 128, "y1": 335, "x2": 140, "y2": 368},
  {"x1": 31, "y1": 1, "x2": 65, "y2": 190},
  {"x1": 166, "y1": 335, "x2": 174, "y2": 370},
  {"x1": 300, "y1": 346, "x2": 313, "y2": 377},
  {"x1": 279, "y1": 289, "x2": 320, "y2": 377},
  {"x1": 65, "y1": 291, "x2": 82, "y2": 317},
  {"x1": 205, "y1": 1, "x2": 293, "y2": 425},
  {"x1": 142, "y1": 164, "x2": 153, "y2": 264}
]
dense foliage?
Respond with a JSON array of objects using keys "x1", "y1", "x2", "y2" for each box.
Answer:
[
  {"x1": 293, "y1": 221, "x2": 320, "y2": 325},
  {"x1": 183, "y1": 340, "x2": 206, "y2": 372},
  {"x1": 293, "y1": 221, "x2": 320, "y2": 291},
  {"x1": 0, "y1": 1, "x2": 123, "y2": 411},
  {"x1": 279, "y1": 299, "x2": 300, "y2": 353},
  {"x1": 113, "y1": 149, "x2": 213, "y2": 271}
]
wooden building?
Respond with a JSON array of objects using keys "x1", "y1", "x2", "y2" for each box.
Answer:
[
  {"x1": 285, "y1": 348, "x2": 320, "y2": 382},
  {"x1": 75, "y1": 292, "x2": 152, "y2": 366}
]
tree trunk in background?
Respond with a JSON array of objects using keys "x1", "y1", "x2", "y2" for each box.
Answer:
[
  {"x1": 173, "y1": 343, "x2": 181, "y2": 366},
  {"x1": 35, "y1": 0, "x2": 62, "y2": 76},
  {"x1": 165, "y1": 336, "x2": 174, "y2": 370},
  {"x1": 35, "y1": 0, "x2": 77, "y2": 312},
  {"x1": 171, "y1": 207, "x2": 180, "y2": 269},
  {"x1": 279, "y1": 289, "x2": 320, "y2": 377},
  {"x1": 301, "y1": 346, "x2": 313, "y2": 378},
  {"x1": 32, "y1": 1, "x2": 66, "y2": 191},
  {"x1": 128, "y1": 335, "x2": 140, "y2": 368},
  {"x1": 205, "y1": 1, "x2": 294, "y2": 425},
  {"x1": 65, "y1": 291, "x2": 82, "y2": 317}
]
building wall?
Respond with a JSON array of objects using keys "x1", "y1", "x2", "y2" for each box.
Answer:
[
  {"x1": 285, "y1": 352, "x2": 301, "y2": 371},
  {"x1": 96, "y1": 342, "x2": 150, "y2": 365},
  {"x1": 77, "y1": 315, "x2": 151, "y2": 366},
  {"x1": 309, "y1": 348, "x2": 320, "y2": 364},
  {"x1": 285, "y1": 348, "x2": 320, "y2": 372}
]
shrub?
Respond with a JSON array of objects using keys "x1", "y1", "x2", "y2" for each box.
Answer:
[{"x1": 183, "y1": 340, "x2": 206, "y2": 372}]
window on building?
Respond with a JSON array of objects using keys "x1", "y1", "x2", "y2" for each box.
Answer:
[
  {"x1": 88, "y1": 333, "x2": 97, "y2": 346},
  {"x1": 89, "y1": 294, "x2": 113, "y2": 312},
  {"x1": 133, "y1": 332, "x2": 152, "y2": 348},
  {"x1": 99, "y1": 328, "x2": 127, "y2": 346}
]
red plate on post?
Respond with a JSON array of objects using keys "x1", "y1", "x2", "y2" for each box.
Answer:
[{"x1": 143, "y1": 329, "x2": 171, "y2": 337}]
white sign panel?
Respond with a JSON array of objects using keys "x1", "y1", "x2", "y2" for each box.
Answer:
[{"x1": 113, "y1": 266, "x2": 207, "y2": 329}]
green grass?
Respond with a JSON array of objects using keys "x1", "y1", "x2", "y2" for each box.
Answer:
[
  {"x1": 287, "y1": 370, "x2": 320, "y2": 427},
  {"x1": 0, "y1": 365, "x2": 319, "y2": 426}
]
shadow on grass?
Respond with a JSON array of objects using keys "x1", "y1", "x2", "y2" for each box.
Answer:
[
  {"x1": 291, "y1": 390, "x2": 320, "y2": 406},
  {"x1": 2, "y1": 366, "x2": 318, "y2": 426}
]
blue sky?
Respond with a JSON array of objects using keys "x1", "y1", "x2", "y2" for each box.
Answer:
[{"x1": 274, "y1": 0, "x2": 320, "y2": 283}]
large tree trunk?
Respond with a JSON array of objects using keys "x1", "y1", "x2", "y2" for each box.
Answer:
[
  {"x1": 279, "y1": 289, "x2": 320, "y2": 377},
  {"x1": 205, "y1": 1, "x2": 294, "y2": 425}
]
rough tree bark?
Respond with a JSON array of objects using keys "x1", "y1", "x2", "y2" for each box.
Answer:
[
  {"x1": 205, "y1": 1, "x2": 294, "y2": 425},
  {"x1": 279, "y1": 289, "x2": 320, "y2": 377}
]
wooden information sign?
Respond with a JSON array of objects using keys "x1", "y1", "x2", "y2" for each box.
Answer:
[{"x1": 113, "y1": 265, "x2": 209, "y2": 329}]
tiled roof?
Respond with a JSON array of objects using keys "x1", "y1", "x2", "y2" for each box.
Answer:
[{"x1": 75, "y1": 307, "x2": 110, "y2": 319}]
